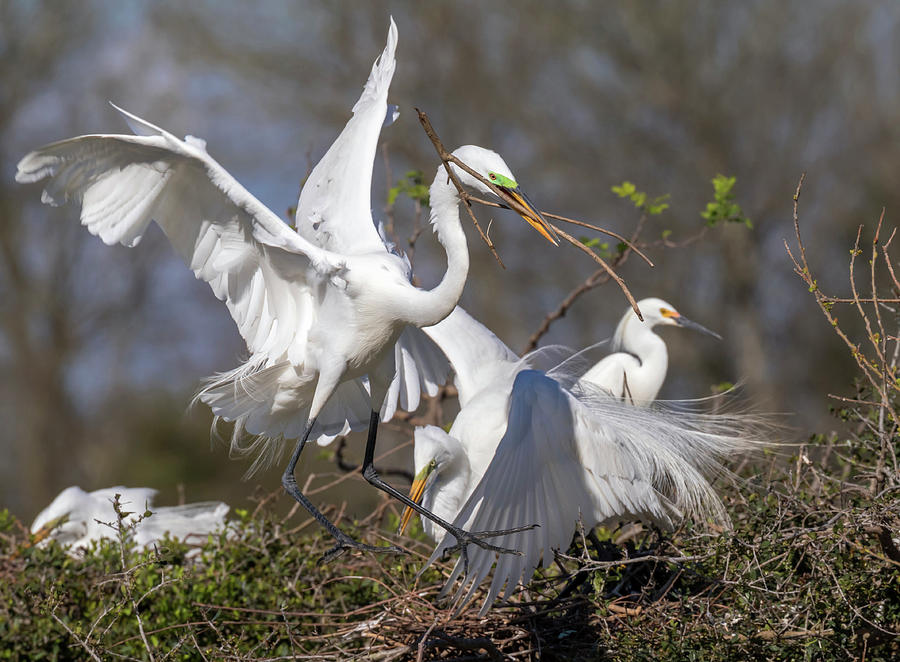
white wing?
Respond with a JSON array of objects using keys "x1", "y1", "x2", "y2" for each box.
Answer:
[
  {"x1": 428, "y1": 370, "x2": 763, "y2": 614},
  {"x1": 293, "y1": 18, "x2": 398, "y2": 255},
  {"x1": 422, "y1": 307, "x2": 519, "y2": 407},
  {"x1": 16, "y1": 105, "x2": 339, "y2": 367},
  {"x1": 133, "y1": 501, "x2": 229, "y2": 549},
  {"x1": 381, "y1": 325, "x2": 452, "y2": 420}
]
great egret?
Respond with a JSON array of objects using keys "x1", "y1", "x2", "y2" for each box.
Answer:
[
  {"x1": 578, "y1": 297, "x2": 721, "y2": 404},
  {"x1": 15, "y1": 20, "x2": 557, "y2": 559},
  {"x1": 400, "y1": 307, "x2": 764, "y2": 614},
  {"x1": 30, "y1": 486, "x2": 228, "y2": 555}
]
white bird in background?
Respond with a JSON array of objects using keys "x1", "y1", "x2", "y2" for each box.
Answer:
[
  {"x1": 30, "y1": 486, "x2": 229, "y2": 555},
  {"x1": 16, "y1": 20, "x2": 558, "y2": 559},
  {"x1": 578, "y1": 297, "x2": 721, "y2": 404},
  {"x1": 400, "y1": 307, "x2": 764, "y2": 614}
]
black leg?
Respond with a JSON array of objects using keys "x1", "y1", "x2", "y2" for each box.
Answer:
[
  {"x1": 282, "y1": 417, "x2": 403, "y2": 563},
  {"x1": 359, "y1": 410, "x2": 536, "y2": 572}
]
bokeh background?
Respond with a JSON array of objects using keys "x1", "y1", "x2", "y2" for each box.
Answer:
[{"x1": 3, "y1": 0, "x2": 899, "y2": 521}]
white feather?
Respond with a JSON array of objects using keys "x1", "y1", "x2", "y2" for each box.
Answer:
[
  {"x1": 412, "y1": 308, "x2": 769, "y2": 615},
  {"x1": 30, "y1": 486, "x2": 229, "y2": 555}
]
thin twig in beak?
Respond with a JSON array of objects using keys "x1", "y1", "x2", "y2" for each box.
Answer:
[
  {"x1": 468, "y1": 195, "x2": 654, "y2": 268},
  {"x1": 417, "y1": 108, "x2": 642, "y2": 319},
  {"x1": 416, "y1": 109, "x2": 505, "y2": 269}
]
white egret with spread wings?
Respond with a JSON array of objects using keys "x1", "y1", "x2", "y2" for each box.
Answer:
[
  {"x1": 402, "y1": 307, "x2": 764, "y2": 613},
  {"x1": 15, "y1": 20, "x2": 558, "y2": 560}
]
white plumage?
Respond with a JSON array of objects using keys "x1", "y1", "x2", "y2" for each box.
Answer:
[
  {"x1": 17, "y1": 20, "x2": 443, "y2": 463},
  {"x1": 405, "y1": 307, "x2": 765, "y2": 614},
  {"x1": 30, "y1": 486, "x2": 228, "y2": 555},
  {"x1": 16, "y1": 19, "x2": 557, "y2": 555},
  {"x1": 578, "y1": 297, "x2": 721, "y2": 404}
]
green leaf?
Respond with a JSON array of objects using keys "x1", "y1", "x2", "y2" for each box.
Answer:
[
  {"x1": 701, "y1": 174, "x2": 751, "y2": 228},
  {"x1": 388, "y1": 170, "x2": 429, "y2": 207}
]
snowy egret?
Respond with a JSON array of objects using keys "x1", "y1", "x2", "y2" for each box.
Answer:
[
  {"x1": 578, "y1": 297, "x2": 721, "y2": 404},
  {"x1": 30, "y1": 486, "x2": 228, "y2": 555},
  {"x1": 16, "y1": 20, "x2": 557, "y2": 559},
  {"x1": 400, "y1": 307, "x2": 764, "y2": 613}
]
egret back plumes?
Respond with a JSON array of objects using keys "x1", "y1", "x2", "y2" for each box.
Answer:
[
  {"x1": 30, "y1": 486, "x2": 229, "y2": 555},
  {"x1": 17, "y1": 19, "x2": 559, "y2": 555},
  {"x1": 404, "y1": 307, "x2": 771, "y2": 614},
  {"x1": 578, "y1": 297, "x2": 721, "y2": 404}
]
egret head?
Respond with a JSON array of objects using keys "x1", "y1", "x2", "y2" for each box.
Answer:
[
  {"x1": 29, "y1": 486, "x2": 90, "y2": 546},
  {"x1": 449, "y1": 145, "x2": 559, "y2": 245},
  {"x1": 636, "y1": 297, "x2": 721, "y2": 339},
  {"x1": 398, "y1": 426, "x2": 462, "y2": 535}
]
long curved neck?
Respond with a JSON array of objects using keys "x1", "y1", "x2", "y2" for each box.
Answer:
[
  {"x1": 614, "y1": 313, "x2": 669, "y2": 400},
  {"x1": 402, "y1": 169, "x2": 470, "y2": 327},
  {"x1": 422, "y1": 446, "x2": 471, "y2": 544}
]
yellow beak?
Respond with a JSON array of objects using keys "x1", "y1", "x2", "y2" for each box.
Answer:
[
  {"x1": 501, "y1": 188, "x2": 560, "y2": 246},
  {"x1": 398, "y1": 461, "x2": 436, "y2": 536}
]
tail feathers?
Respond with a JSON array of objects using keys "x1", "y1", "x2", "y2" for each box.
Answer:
[{"x1": 196, "y1": 357, "x2": 376, "y2": 475}]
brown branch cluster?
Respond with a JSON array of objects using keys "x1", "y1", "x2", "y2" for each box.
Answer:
[{"x1": 785, "y1": 174, "x2": 900, "y2": 486}]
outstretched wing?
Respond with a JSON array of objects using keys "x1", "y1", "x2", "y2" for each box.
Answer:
[
  {"x1": 293, "y1": 18, "x2": 398, "y2": 255},
  {"x1": 421, "y1": 307, "x2": 519, "y2": 408},
  {"x1": 381, "y1": 325, "x2": 453, "y2": 421},
  {"x1": 16, "y1": 105, "x2": 339, "y2": 366},
  {"x1": 427, "y1": 370, "x2": 678, "y2": 614}
]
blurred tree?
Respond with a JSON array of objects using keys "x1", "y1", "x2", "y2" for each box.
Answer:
[{"x1": 3, "y1": 0, "x2": 899, "y2": 519}]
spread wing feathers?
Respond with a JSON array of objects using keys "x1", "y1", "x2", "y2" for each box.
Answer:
[
  {"x1": 196, "y1": 357, "x2": 374, "y2": 474},
  {"x1": 422, "y1": 307, "x2": 519, "y2": 407},
  {"x1": 382, "y1": 325, "x2": 453, "y2": 420},
  {"x1": 293, "y1": 18, "x2": 398, "y2": 254},
  {"x1": 16, "y1": 104, "x2": 339, "y2": 365},
  {"x1": 427, "y1": 370, "x2": 764, "y2": 614},
  {"x1": 197, "y1": 326, "x2": 449, "y2": 474}
]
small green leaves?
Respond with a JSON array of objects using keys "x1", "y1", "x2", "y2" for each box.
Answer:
[
  {"x1": 387, "y1": 170, "x2": 429, "y2": 207},
  {"x1": 612, "y1": 181, "x2": 670, "y2": 215},
  {"x1": 578, "y1": 236, "x2": 619, "y2": 258},
  {"x1": 701, "y1": 174, "x2": 752, "y2": 228}
]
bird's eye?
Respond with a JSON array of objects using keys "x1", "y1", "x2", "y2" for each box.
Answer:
[{"x1": 489, "y1": 173, "x2": 497, "y2": 180}]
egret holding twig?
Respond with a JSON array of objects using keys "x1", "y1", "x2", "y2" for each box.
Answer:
[
  {"x1": 400, "y1": 307, "x2": 766, "y2": 613},
  {"x1": 16, "y1": 20, "x2": 557, "y2": 560}
]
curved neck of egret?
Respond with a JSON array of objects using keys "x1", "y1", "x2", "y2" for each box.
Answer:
[
  {"x1": 612, "y1": 311, "x2": 669, "y2": 402},
  {"x1": 401, "y1": 167, "x2": 470, "y2": 327}
]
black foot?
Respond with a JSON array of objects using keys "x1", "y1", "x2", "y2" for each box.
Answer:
[
  {"x1": 442, "y1": 523, "x2": 539, "y2": 557},
  {"x1": 318, "y1": 534, "x2": 406, "y2": 565},
  {"x1": 439, "y1": 523, "x2": 539, "y2": 577}
]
